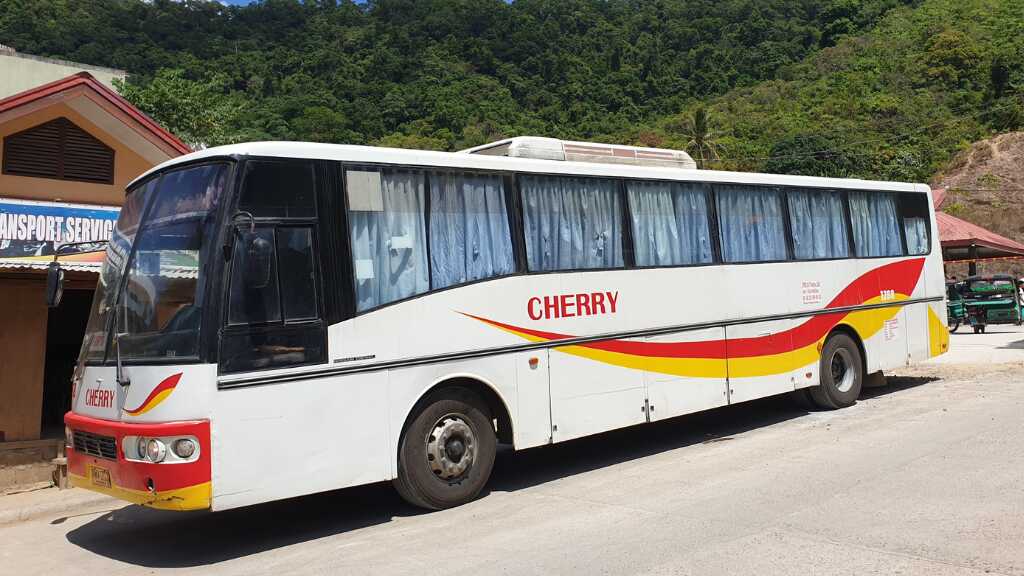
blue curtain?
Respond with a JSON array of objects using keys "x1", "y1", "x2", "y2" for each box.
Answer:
[
  {"x1": 520, "y1": 175, "x2": 623, "y2": 271},
  {"x1": 715, "y1": 185, "x2": 787, "y2": 262},
  {"x1": 904, "y1": 216, "x2": 929, "y2": 255},
  {"x1": 627, "y1": 180, "x2": 712, "y2": 266},
  {"x1": 348, "y1": 170, "x2": 428, "y2": 311},
  {"x1": 429, "y1": 172, "x2": 514, "y2": 289},
  {"x1": 788, "y1": 189, "x2": 849, "y2": 260},
  {"x1": 850, "y1": 192, "x2": 902, "y2": 257}
]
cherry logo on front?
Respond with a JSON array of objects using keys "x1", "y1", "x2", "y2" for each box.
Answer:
[
  {"x1": 528, "y1": 291, "x2": 619, "y2": 320},
  {"x1": 85, "y1": 388, "x2": 115, "y2": 408},
  {"x1": 124, "y1": 372, "x2": 183, "y2": 417}
]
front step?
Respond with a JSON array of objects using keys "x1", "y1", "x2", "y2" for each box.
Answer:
[{"x1": 0, "y1": 439, "x2": 64, "y2": 491}]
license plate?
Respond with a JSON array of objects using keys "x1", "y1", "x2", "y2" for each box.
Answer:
[{"x1": 90, "y1": 466, "x2": 111, "y2": 488}]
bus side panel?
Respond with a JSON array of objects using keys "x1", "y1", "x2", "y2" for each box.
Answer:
[
  {"x1": 548, "y1": 341, "x2": 647, "y2": 442},
  {"x1": 209, "y1": 371, "x2": 390, "y2": 511}
]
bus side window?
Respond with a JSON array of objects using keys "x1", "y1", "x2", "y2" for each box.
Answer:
[
  {"x1": 714, "y1": 184, "x2": 787, "y2": 263},
  {"x1": 787, "y1": 188, "x2": 849, "y2": 260},
  {"x1": 849, "y1": 191, "x2": 902, "y2": 257},
  {"x1": 899, "y1": 192, "x2": 931, "y2": 256},
  {"x1": 346, "y1": 169, "x2": 429, "y2": 312}
]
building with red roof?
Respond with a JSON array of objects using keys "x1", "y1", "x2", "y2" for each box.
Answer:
[{"x1": 0, "y1": 49, "x2": 188, "y2": 464}]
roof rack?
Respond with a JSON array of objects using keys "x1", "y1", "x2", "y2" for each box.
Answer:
[{"x1": 459, "y1": 136, "x2": 697, "y2": 170}]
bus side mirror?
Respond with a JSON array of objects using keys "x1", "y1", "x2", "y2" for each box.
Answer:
[
  {"x1": 46, "y1": 261, "x2": 65, "y2": 308},
  {"x1": 245, "y1": 234, "x2": 273, "y2": 289}
]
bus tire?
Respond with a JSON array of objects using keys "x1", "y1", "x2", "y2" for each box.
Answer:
[
  {"x1": 808, "y1": 334, "x2": 863, "y2": 410},
  {"x1": 394, "y1": 388, "x2": 496, "y2": 510}
]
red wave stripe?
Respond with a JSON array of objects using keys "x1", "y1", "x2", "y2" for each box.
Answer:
[
  {"x1": 124, "y1": 372, "x2": 182, "y2": 414},
  {"x1": 465, "y1": 258, "x2": 925, "y2": 359}
]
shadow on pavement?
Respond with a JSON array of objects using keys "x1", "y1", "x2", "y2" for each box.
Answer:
[
  {"x1": 860, "y1": 375, "x2": 939, "y2": 400},
  {"x1": 998, "y1": 338, "x2": 1024, "y2": 350},
  {"x1": 66, "y1": 378, "x2": 931, "y2": 568}
]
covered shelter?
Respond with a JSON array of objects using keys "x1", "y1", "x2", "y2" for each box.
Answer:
[{"x1": 933, "y1": 189, "x2": 1024, "y2": 276}]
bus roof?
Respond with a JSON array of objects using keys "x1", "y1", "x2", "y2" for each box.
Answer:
[{"x1": 129, "y1": 141, "x2": 930, "y2": 195}]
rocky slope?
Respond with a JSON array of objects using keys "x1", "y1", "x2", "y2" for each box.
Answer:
[{"x1": 933, "y1": 132, "x2": 1024, "y2": 278}]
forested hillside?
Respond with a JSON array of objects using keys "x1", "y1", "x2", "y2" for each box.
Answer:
[{"x1": 1, "y1": 0, "x2": 1023, "y2": 185}]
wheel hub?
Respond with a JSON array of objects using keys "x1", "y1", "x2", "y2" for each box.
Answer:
[
  {"x1": 831, "y1": 348, "x2": 856, "y2": 393},
  {"x1": 426, "y1": 415, "x2": 475, "y2": 482}
]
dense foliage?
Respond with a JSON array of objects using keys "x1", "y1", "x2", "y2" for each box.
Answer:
[{"x1": 2, "y1": 0, "x2": 1022, "y2": 182}]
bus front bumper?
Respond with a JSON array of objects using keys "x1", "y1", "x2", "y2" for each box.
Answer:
[{"x1": 64, "y1": 412, "x2": 212, "y2": 511}]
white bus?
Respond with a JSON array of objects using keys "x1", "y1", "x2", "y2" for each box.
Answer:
[{"x1": 63, "y1": 137, "x2": 948, "y2": 512}]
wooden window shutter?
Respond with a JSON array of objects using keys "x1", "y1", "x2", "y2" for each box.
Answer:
[{"x1": 2, "y1": 117, "x2": 115, "y2": 184}]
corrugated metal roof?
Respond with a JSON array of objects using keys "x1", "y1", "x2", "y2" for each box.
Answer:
[
  {"x1": 0, "y1": 259, "x2": 99, "y2": 273},
  {"x1": 938, "y1": 211, "x2": 1024, "y2": 260}
]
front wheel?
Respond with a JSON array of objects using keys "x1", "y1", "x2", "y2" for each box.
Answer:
[
  {"x1": 394, "y1": 388, "x2": 496, "y2": 510},
  {"x1": 949, "y1": 320, "x2": 960, "y2": 333},
  {"x1": 808, "y1": 333, "x2": 864, "y2": 410}
]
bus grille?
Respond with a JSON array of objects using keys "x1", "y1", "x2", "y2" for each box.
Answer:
[{"x1": 72, "y1": 430, "x2": 118, "y2": 460}]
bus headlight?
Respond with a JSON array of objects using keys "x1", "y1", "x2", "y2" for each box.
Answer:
[
  {"x1": 137, "y1": 437, "x2": 148, "y2": 460},
  {"x1": 172, "y1": 439, "x2": 196, "y2": 459},
  {"x1": 146, "y1": 439, "x2": 167, "y2": 463}
]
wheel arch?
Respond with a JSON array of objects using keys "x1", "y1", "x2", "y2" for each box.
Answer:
[
  {"x1": 828, "y1": 323, "x2": 868, "y2": 376},
  {"x1": 399, "y1": 373, "x2": 515, "y2": 452}
]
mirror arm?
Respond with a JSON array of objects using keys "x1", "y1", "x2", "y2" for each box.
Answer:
[
  {"x1": 223, "y1": 211, "x2": 256, "y2": 261},
  {"x1": 115, "y1": 333, "x2": 130, "y2": 388}
]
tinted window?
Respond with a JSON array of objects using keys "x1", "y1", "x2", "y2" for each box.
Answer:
[
  {"x1": 520, "y1": 175, "x2": 624, "y2": 271},
  {"x1": 346, "y1": 169, "x2": 428, "y2": 311},
  {"x1": 627, "y1": 180, "x2": 712, "y2": 266},
  {"x1": 715, "y1": 185, "x2": 787, "y2": 262},
  {"x1": 849, "y1": 192, "x2": 901, "y2": 257},
  {"x1": 787, "y1": 188, "x2": 849, "y2": 260},
  {"x1": 277, "y1": 227, "x2": 318, "y2": 321},
  {"x1": 227, "y1": 228, "x2": 281, "y2": 325},
  {"x1": 240, "y1": 161, "x2": 316, "y2": 218},
  {"x1": 429, "y1": 171, "x2": 514, "y2": 288}
]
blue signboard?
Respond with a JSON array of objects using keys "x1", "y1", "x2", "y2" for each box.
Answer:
[{"x1": 0, "y1": 198, "x2": 120, "y2": 262}]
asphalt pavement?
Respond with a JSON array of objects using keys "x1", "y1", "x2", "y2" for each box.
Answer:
[{"x1": 2, "y1": 326, "x2": 1022, "y2": 575}]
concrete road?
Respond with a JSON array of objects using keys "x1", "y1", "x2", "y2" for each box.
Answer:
[{"x1": 2, "y1": 328, "x2": 1023, "y2": 575}]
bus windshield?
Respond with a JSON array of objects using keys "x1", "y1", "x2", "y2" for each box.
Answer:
[{"x1": 81, "y1": 163, "x2": 230, "y2": 364}]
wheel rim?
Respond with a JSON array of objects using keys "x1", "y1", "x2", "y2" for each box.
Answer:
[
  {"x1": 830, "y1": 348, "x2": 856, "y2": 393},
  {"x1": 425, "y1": 413, "x2": 476, "y2": 483}
]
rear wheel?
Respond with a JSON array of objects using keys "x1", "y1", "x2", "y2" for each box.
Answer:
[
  {"x1": 808, "y1": 334, "x2": 863, "y2": 410},
  {"x1": 394, "y1": 388, "x2": 496, "y2": 510},
  {"x1": 949, "y1": 320, "x2": 959, "y2": 333}
]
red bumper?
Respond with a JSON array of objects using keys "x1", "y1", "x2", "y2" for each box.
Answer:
[{"x1": 64, "y1": 412, "x2": 211, "y2": 511}]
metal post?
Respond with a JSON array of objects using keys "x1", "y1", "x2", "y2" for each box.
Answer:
[{"x1": 968, "y1": 244, "x2": 978, "y2": 276}]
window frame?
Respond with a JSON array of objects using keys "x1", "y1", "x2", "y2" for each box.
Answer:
[
  {"x1": 784, "y1": 187, "x2": 854, "y2": 262},
  {"x1": 217, "y1": 158, "x2": 327, "y2": 375},
  {"x1": 622, "y1": 179, "x2": 717, "y2": 270},
  {"x1": 516, "y1": 172, "x2": 630, "y2": 274},
  {"x1": 846, "y1": 189, "x2": 908, "y2": 260},
  {"x1": 711, "y1": 182, "x2": 792, "y2": 265},
  {"x1": 342, "y1": 164, "x2": 524, "y2": 316},
  {"x1": 329, "y1": 157, "x2": 929, "y2": 317},
  {"x1": 897, "y1": 191, "x2": 933, "y2": 257}
]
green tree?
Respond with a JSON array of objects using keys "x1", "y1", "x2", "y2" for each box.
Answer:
[
  {"x1": 678, "y1": 108, "x2": 723, "y2": 169},
  {"x1": 114, "y1": 69, "x2": 242, "y2": 148}
]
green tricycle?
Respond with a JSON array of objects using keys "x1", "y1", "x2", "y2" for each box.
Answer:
[
  {"x1": 945, "y1": 281, "x2": 968, "y2": 333},
  {"x1": 960, "y1": 275, "x2": 1023, "y2": 334}
]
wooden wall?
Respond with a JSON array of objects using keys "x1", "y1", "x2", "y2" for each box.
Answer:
[{"x1": 0, "y1": 277, "x2": 48, "y2": 441}]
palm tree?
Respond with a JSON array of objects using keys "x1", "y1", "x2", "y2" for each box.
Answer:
[{"x1": 680, "y1": 107, "x2": 722, "y2": 169}]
